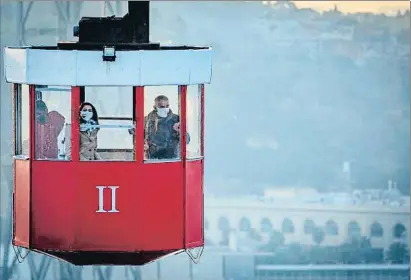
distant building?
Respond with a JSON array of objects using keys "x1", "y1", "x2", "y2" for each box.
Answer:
[{"x1": 204, "y1": 187, "x2": 410, "y2": 251}]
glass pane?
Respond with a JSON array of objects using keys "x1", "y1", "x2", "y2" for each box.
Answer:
[
  {"x1": 144, "y1": 86, "x2": 180, "y2": 161},
  {"x1": 82, "y1": 87, "x2": 134, "y2": 161},
  {"x1": 86, "y1": 86, "x2": 132, "y2": 118},
  {"x1": 16, "y1": 85, "x2": 30, "y2": 156},
  {"x1": 34, "y1": 86, "x2": 70, "y2": 160},
  {"x1": 14, "y1": 85, "x2": 21, "y2": 155},
  {"x1": 95, "y1": 119, "x2": 134, "y2": 161},
  {"x1": 186, "y1": 85, "x2": 202, "y2": 159}
]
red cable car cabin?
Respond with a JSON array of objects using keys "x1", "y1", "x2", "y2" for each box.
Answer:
[{"x1": 4, "y1": 40, "x2": 212, "y2": 265}]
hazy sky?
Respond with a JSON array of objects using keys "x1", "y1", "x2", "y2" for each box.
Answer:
[{"x1": 273, "y1": 1, "x2": 410, "y2": 15}]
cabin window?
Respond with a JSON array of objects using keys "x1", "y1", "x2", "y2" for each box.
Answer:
[
  {"x1": 14, "y1": 84, "x2": 30, "y2": 157},
  {"x1": 144, "y1": 85, "x2": 181, "y2": 162},
  {"x1": 34, "y1": 85, "x2": 71, "y2": 161},
  {"x1": 83, "y1": 86, "x2": 135, "y2": 161},
  {"x1": 186, "y1": 85, "x2": 202, "y2": 159}
]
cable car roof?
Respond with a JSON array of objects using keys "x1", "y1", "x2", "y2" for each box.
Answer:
[{"x1": 4, "y1": 45, "x2": 213, "y2": 86}]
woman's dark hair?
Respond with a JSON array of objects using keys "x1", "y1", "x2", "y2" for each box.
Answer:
[
  {"x1": 79, "y1": 102, "x2": 99, "y2": 124},
  {"x1": 35, "y1": 100, "x2": 48, "y2": 113}
]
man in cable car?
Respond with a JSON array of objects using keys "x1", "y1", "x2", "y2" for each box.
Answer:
[
  {"x1": 34, "y1": 99, "x2": 65, "y2": 159},
  {"x1": 129, "y1": 95, "x2": 189, "y2": 159}
]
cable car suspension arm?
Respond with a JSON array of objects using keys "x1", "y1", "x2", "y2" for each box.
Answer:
[
  {"x1": 185, "y1": 246, "x2": 204, "y2": 264},
  {"x1": 11, "y1": 245, "x2": 30, "y2": 263}
]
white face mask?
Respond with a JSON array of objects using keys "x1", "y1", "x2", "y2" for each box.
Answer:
[
  {"x1": 156, "y1": 107, "x2": 169, "y2": 118},
  {"x1": 81, "y1": 111, "x2": 93, "y2": 121}
]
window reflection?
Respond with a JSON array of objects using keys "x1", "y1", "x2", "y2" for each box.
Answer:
[
  {"x1": 34, "y1": 86, "x2": 70, "y2": 160},
  {"x1": 144, "y1": 86, "x2": 181, "y2": 161},
  {"x1": 186, "y1": 85, "x2": 202, "y2": 159}
]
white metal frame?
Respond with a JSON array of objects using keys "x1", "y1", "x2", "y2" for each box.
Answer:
[{"x1": 4, "y1": 47, "x2": 213, "y2": 86}]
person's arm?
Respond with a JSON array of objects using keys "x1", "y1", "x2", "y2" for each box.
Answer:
[{"x1": 48, "y1": 111, "x2": 65, "y2": 135}]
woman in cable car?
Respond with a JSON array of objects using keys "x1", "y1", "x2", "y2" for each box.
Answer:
[{"x1": 65, "y1": 102, "x2": 102, "y2": 160}]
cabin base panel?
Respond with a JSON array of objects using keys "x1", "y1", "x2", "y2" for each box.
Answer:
[{"x1": 38, "y1": 249, "x2": 181, "y2": 265}]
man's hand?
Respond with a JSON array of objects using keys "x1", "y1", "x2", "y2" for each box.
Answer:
[
  {"x1": 173, "y1": 122, "x2": 180, "y2": 132},
  {"x1": 144, "y1": 141, "x2": 149, "y2": 151}
]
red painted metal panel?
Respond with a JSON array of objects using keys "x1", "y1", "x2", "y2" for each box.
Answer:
[
  {"x1": 14, "y1": 159, "x2": 31, "y2": 247},
  {"x1": 184, "y1": 160, "x2": 204, "y2": 248},
  {"x1": 30, "y1": 161, "x2": 184, "y2": 252},
  {"x1": 31, "y1": 161, "x2": 76, "y2": 250},
  {"x1": 136, "y1": 162, "x2": 184, "y2": 251},
  {"x1": 72, "y1": 162, "x2": 184, "y2": 251}
]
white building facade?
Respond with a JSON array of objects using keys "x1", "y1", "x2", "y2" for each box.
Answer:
[{"x1": 204, "y1": 188, "x2": 410, "y2": 250}]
